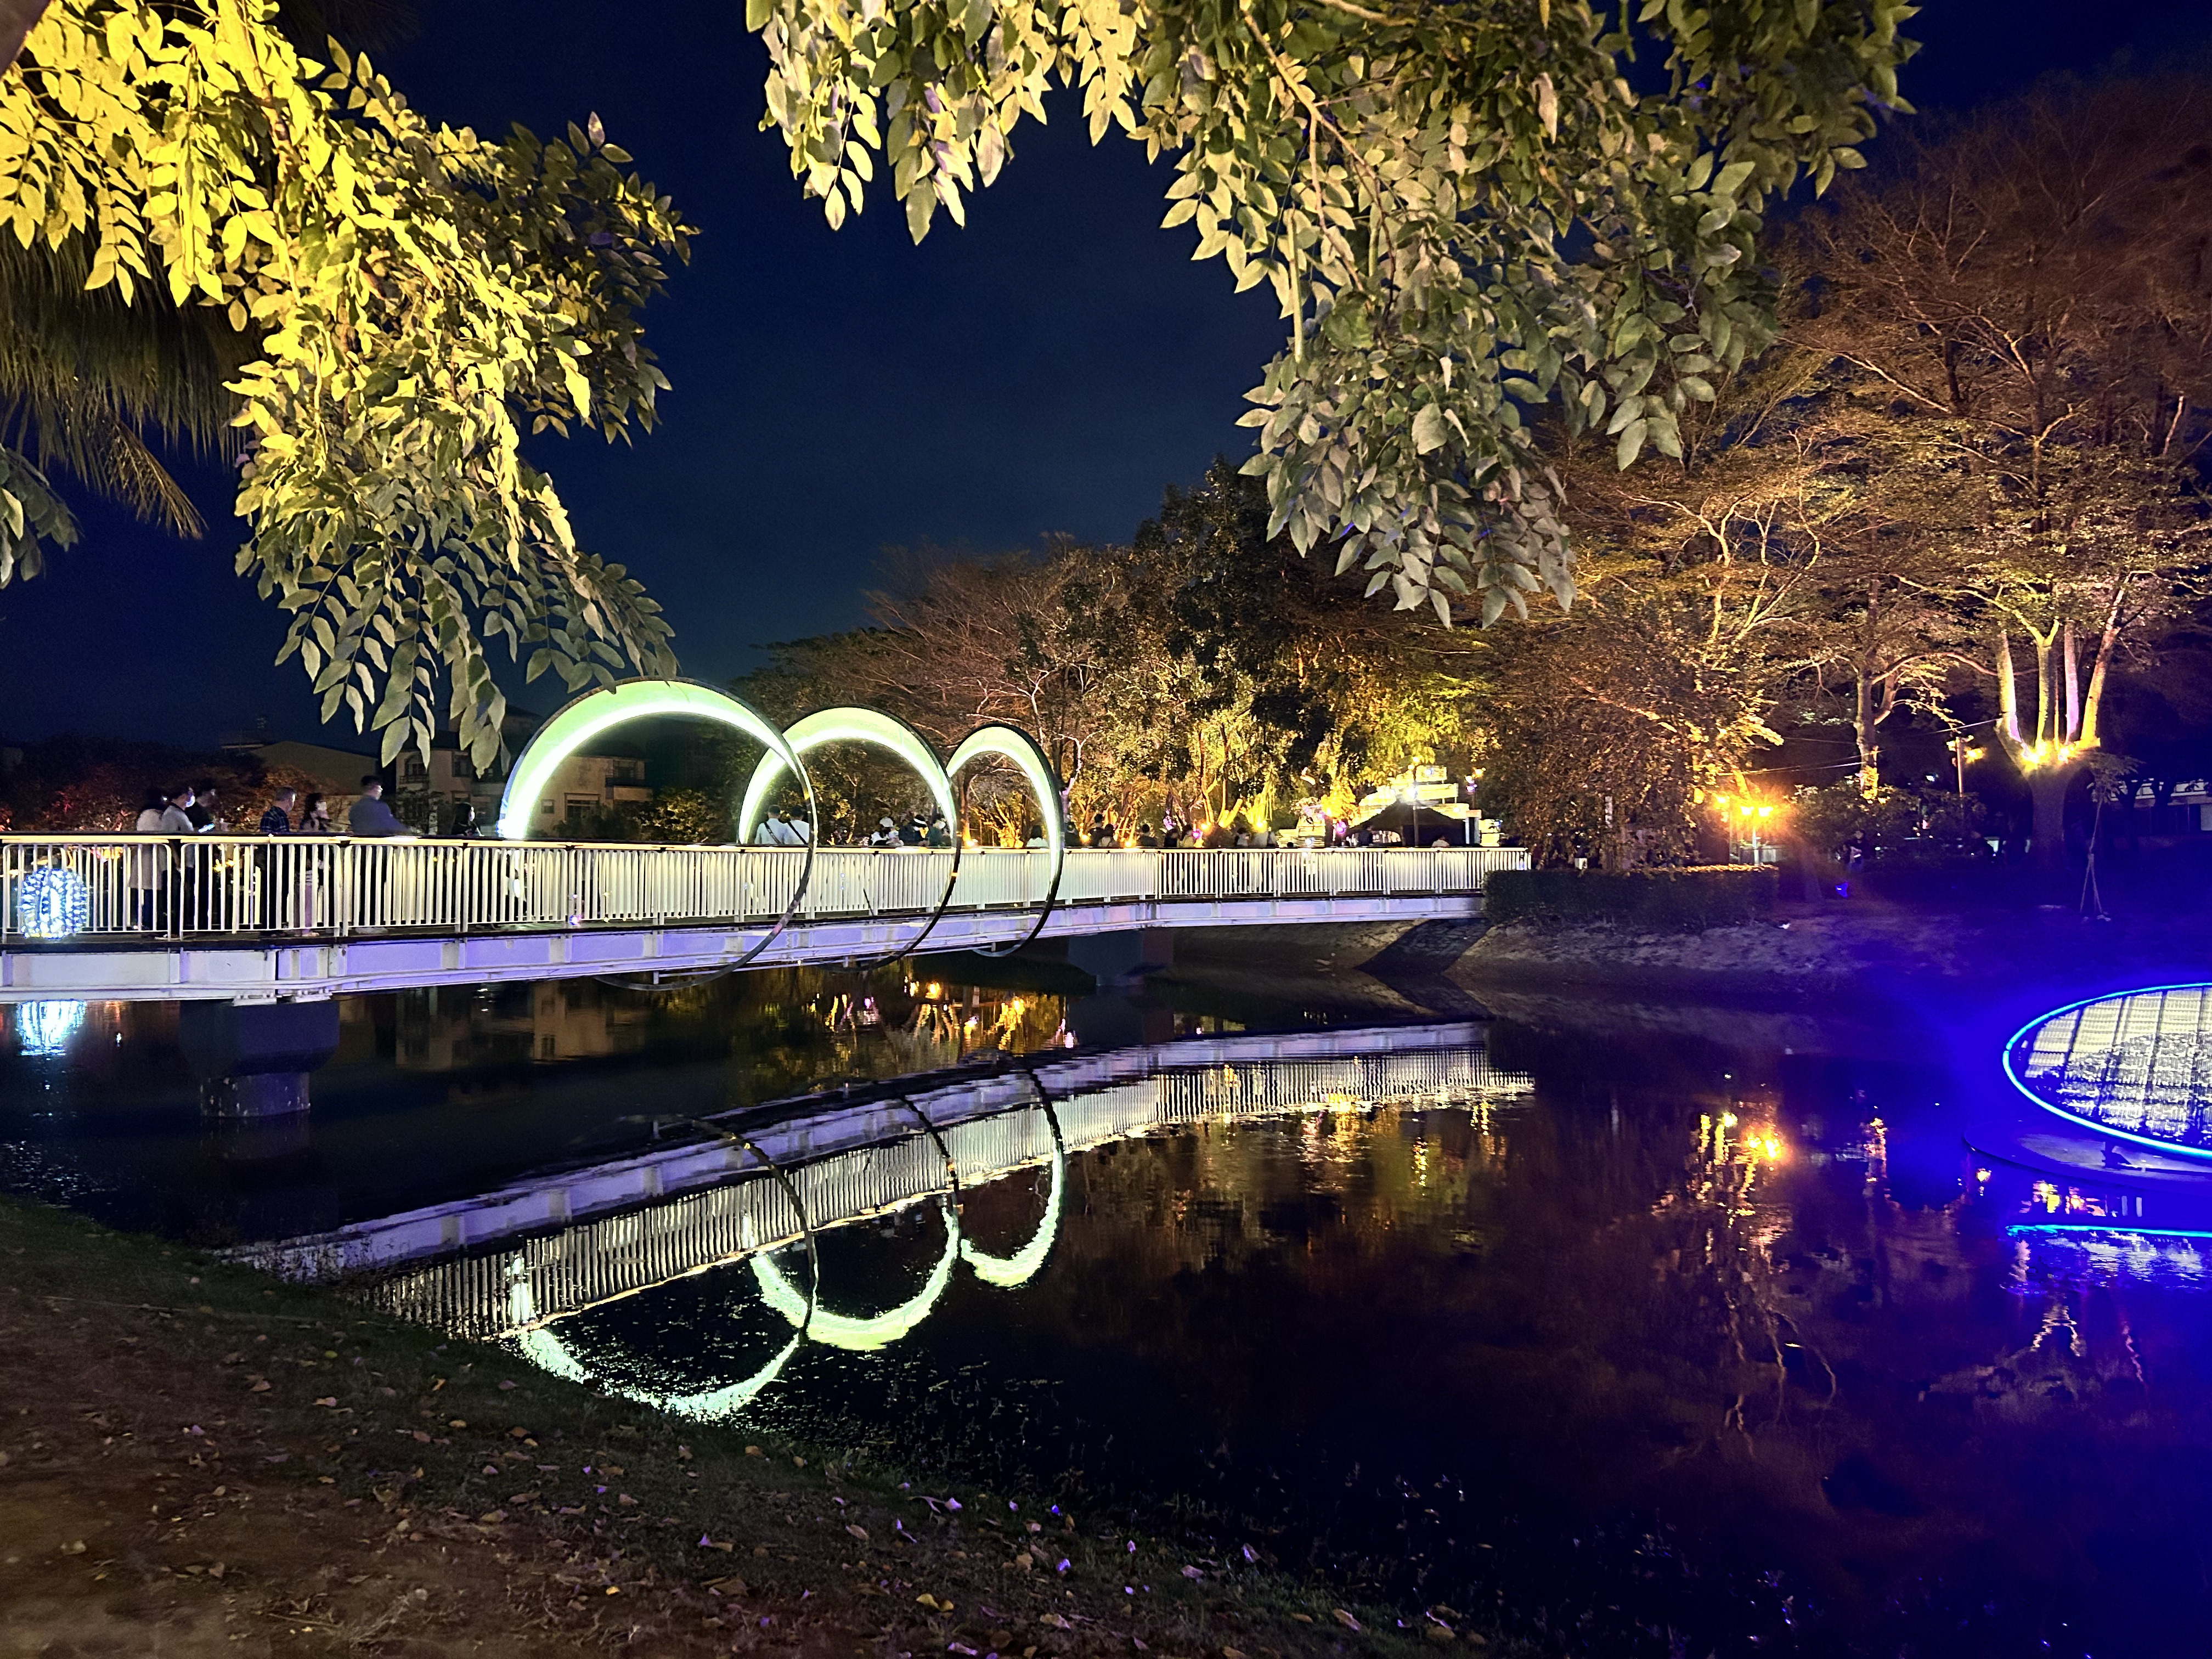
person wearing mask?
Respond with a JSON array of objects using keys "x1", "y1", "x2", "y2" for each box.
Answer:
[
  {"x1": 924, "y1": 815, "x2": 952, "y2": 848},
  {"x1": 900, "y1": 814, "x2": 925, "y2": 847},
  {"x1": 155, "y1": 786, "x2": 202, "y2": 925},
  {"x1": 347, "y1": 776, "x2": 411, "y2": 837},
  {"x1": 870, "y1": 816, "x2": 899, "y2": 848},
  {"x1": 300, "y1": 793, "x2": 331, "y2": 834},
  {"x1": 157, "y1": 786, "x2": 198, "y2": 836}
]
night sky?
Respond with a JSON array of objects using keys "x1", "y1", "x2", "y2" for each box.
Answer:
[{"x1": 4, "y1": 0, "x2": 2209, "y2": 747}]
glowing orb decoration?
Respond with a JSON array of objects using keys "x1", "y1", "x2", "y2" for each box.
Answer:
[
  {"x1": 14, "y1": 1000, "x2": 86, "y2": 1057},
  {"x1": 15, "y1": 865, "x2": 89, "y2": 940},
  {"x1": 2005, "y1": 984, "x2": 2212, "y2": 1159}
]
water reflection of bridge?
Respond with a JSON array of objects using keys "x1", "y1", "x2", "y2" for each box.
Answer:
[{"x1": 234, "y1": 1023, "x2": 1531, "y2": 1366}]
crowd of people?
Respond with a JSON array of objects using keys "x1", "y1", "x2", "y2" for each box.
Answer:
[{"x1": 125, "y1": 776, "x2": 475, "y2": 841}]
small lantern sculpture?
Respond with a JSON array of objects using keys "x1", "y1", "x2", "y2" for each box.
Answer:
[{"x1": 15, "y1": 864, "x2": 90, "y2": 940}]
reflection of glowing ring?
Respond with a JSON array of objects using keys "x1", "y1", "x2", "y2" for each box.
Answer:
[
  {"x1": 507, "y1": 1257, "x2": 809, "y2": 1423},
  {"x1": 2003, "y1": 982, "x2": 2212, "y2": 1162},
  {"x1": 947, "y1": 725, "x2": 1066, "y2": 958},
  {"x1": 960, "y1": 1098, "x2": 1065, "y2": 1289},
  {"x1": 737, "y1": 706, "x2": 962, "y2": 966},
  {"x1": 493, "y1": 679, "x2": 818, "y2": 973},
  {"x1": 752, "y1": 1198, "x2": 961, "y2": 1350}
]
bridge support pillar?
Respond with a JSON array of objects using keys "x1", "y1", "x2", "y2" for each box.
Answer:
[
  {"x1": 1066, "y1": 927, "x2": 1175, "y2": 987},
  {"x1": 1066, "y1": 991, "x2": 1177, "y2": 1050},
  {"x1": 179, "y1": 998, "x2": 340, "y2": 1119}
]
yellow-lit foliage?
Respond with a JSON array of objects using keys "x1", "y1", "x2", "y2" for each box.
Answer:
[{"x1": 0, "y1": 0, "x2": 687, "y2": 766}]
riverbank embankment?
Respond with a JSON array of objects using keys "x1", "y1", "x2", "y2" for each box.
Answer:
[{"x1": 0, "y1": 1195, "x2": 1513, "y2": 1659}]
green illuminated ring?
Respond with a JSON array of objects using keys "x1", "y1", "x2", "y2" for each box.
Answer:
[
  {"x1": 494, "y1": 679, "x2": 818, "y2": 972},
  {"x1": 736, "y1": 706, "x2": 964, "y2": 967},
  {"x1": 946, "y1": 724, "x2": 1066, "y2": 958},
  {"x1": 959, "y1": 1077, "x2": 1066, "y2": 1289},
  {"x1": 751, "y1": 1195, "x2": 962, "y2": 1351}
]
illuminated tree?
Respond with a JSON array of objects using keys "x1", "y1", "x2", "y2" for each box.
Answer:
[
  {"x1": 1797, "y1": 78, "x2": 2212, "y2": 865},
  {"x1": 749, "y1": 0, "x2": 1911, "y2": 623},
  {"x1": 0, "y1": 0, "x2": 686, "y2": 769},
  {"x1": 749, "y1": 468, "x2": 1469, "y2": 831}
]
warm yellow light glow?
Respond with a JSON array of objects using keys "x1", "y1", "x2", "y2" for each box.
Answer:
[{"x1": 1741, "y1": 1128, "x2": 1790, "y2": 1163}]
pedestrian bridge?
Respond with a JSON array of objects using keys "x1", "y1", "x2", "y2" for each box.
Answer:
[{"x1": 0, "y1": 837, "x2": 1523, "y2": 1002}]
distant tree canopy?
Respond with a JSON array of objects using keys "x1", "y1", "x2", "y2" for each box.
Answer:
[
  {"x1": 752, "y1": 0, "x2": 1912, "y2": 624},
  {"x1": 1476, "y1": 76, "x2": 2212, "y2": 868},
  {"x1": 742, "y1": 463, "x2": 1477, "y2": 837},
  {"x1": 0, "y1": 0, "x2": 686, "y2": 770}
]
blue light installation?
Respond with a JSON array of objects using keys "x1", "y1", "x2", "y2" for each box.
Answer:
[
  {"x1": 13, "y1": 999, "x2": 86, "y2": 1057},
  {"x1": 15, "y1": 865, "x2": 89, "y2": 940},
  {"x1": 2004, "y1": 983, "x2": 2212, "y2": 1159}
]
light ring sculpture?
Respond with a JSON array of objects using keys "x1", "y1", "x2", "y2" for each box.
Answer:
[
  {"x1": 751, "y1": 1195, "x2": 962, "y2": 1351},
  {"x1": 959, "y1": 1081, "x2": 1066, "y2": 1290},
  {"x1": 494, "y1": 679, "x2": 820, "y2": 973},
  {"x1": 946, "y1": 724, "x2": 1067, "y2": 959},
  {"x1": 736, "y1": 706, "x2": 966, "y2": 967},
  {"x1": 2004, "y1": 983, "x2": 2212, "y2": 1162},
  {"x1": 505, "y1": 1125, "x2": 824, "y2": 1422}
]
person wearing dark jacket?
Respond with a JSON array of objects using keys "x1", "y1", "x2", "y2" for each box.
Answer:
[{"x1": 347, "y1": 776, "x2": 412, "y2": 837}]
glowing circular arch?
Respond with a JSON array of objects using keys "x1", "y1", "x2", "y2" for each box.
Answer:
[
  {"x1": 737, "y1": 706, "x2": 964, "y2": 965},
  {"x1": 494, "y1": 678, "x2": 819, "y2": 972},
  {"x1": 751, "y1": 1197, "x2": 962, "y2": 1350},
  {"x1": 960, "y1": 1098, "x2": 1066, "y2": 1289},
  {"x1": 946, "y1": 724, "x2": 1067, "y2": 958},
  {"x1": 505, "y1": 1249, "x2": 811, "y2": 1424}
]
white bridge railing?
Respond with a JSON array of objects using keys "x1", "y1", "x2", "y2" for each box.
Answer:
[{"x1": 0, "y1": 837, "x2": 1526, "y2": 945}]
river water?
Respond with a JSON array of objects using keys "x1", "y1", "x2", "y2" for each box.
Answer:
[{"x1": 3, "y1": 962, "x2": 2208, "y2": 1658}]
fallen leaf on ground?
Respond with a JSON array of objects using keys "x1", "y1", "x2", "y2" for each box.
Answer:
[
  {"x1": 1333, "y1": 1611, "x2": 1362, "y2": 1632},
  {"x1": 846, "y1": 1523, "x2": 868, "y2": 1541}
]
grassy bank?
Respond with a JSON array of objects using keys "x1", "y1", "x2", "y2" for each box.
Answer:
[{"x1": 0, "y1": 1195, "x2": 1528, "y2": 1658}]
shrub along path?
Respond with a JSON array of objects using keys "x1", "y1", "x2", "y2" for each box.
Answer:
[{"x1": 0, "y1": 1197, "x2": 1513, "y2": 1659}]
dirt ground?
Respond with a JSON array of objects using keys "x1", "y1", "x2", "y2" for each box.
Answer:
[{"x1": 0, "y1": 1198, "x2": 1507, "y2": 1659}]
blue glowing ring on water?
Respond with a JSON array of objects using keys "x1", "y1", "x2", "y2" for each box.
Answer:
[{"x1": 2001, "y1": 982, "x2": 2212, "y2": 1162}]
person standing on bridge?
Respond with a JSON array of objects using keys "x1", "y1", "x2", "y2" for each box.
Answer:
[
  {"x1": 347, "y1": 777, "x2": 410, "y2": 837},
  {"x1": 257, "y1": 788, "x2": 296, "y2": 837}
]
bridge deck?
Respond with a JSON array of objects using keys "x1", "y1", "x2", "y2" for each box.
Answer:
[{"x1": 1, "y1": 840, "x2": 1522, "y2": 1000}]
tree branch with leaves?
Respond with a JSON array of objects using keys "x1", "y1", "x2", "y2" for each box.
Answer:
[
  {"x1": 0, "y1": 0, "x2": 688, "y2": 766},
  {"x1": 749, "y1": 0, "x2": 1911, "y2": 624}
]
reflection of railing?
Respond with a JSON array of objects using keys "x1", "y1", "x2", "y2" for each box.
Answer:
[
  {"x1": 237, "y1": 1024, "x2": 1531, "y2": 1351},
  {"x1": 1, "y1": 837, "x2": 1526, "y2": 944}
]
